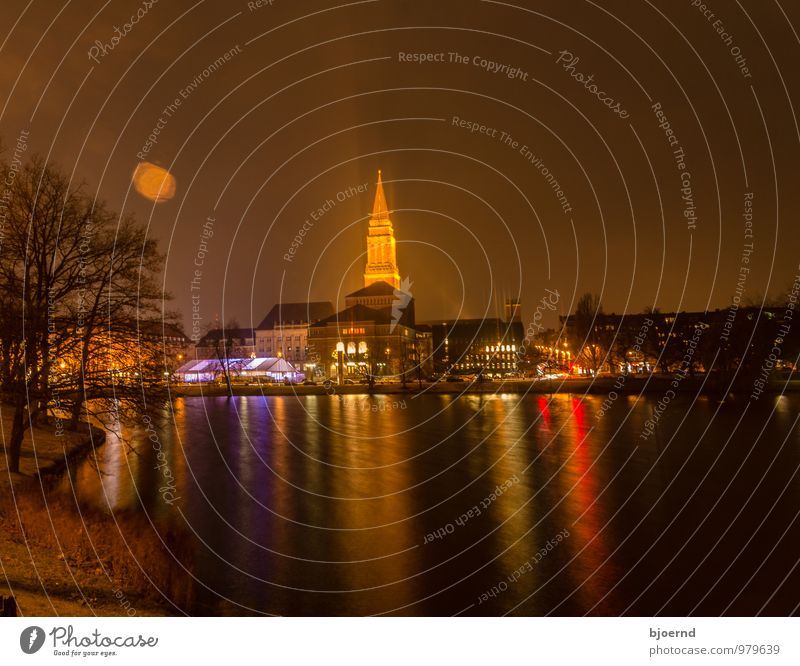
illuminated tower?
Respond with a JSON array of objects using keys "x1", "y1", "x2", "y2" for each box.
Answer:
[{"x1": 363, "y1": 170, "x2": 401, "y2": 289}]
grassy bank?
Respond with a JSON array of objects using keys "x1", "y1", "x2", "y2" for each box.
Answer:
[{"x1": 0, "y1": 409, "x2": 182, "y2": 616}]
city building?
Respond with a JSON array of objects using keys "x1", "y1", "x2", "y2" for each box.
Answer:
[
  {"x1": 188, "y1": 170, "x2": 542, "y2": 385},
  {"x1": 194, "y1": 327, "x2": 256, "y2": 359},
  {"x1": 345, "y1": 281, "x2": 415, "y2": 323},
  {"x1": 54, "y1": 320, "x2": 193, "y2": 384},
  {"x1": 254, "y1": 301, "x2": 335, "y2": 372},
  {"x1": 307, "y1": 304, "x2": 425, "y2": 382},
  {"x1": 142, "y1": 321, "x2": 194, "y2": 377},
  {"x1": 306, "y1": 170, "x2": 433, "y2": 382},
  {"x1": 427, "y1": 318, "x2": 525, "y2": 377}
]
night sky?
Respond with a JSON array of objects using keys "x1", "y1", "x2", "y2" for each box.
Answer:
[{"x1": 2, "y1": 0, "x2": 799, "y2": 332}]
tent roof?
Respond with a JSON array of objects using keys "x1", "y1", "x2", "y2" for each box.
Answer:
[{"x1": 175, "y1": 357, "x2": 298, "y2": 373}]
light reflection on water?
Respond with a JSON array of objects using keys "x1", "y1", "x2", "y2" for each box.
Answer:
[{"x1": 58, "y1": 392, "x2": 800, "y2": 615}]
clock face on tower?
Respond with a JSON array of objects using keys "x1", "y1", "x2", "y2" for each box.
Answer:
[{"x1": 364, "y1": 170, "x2": 401, "y2": 290}]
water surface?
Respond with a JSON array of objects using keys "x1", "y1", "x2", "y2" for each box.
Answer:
[{"x1": 59, "y1": 392, "x2": 800, "y2": 615}]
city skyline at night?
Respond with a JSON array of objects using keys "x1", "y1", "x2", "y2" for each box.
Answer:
[{"x1": 2, "y1": 3, "x2": 800, "y2": 658}]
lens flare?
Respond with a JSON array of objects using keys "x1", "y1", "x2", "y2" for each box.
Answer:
[{"x1": 132, "y1": 162, "x2": 176, "y2": 203}]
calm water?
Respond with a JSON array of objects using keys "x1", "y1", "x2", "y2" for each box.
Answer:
[{"x1": 58, "y1": 392, "x2": 800, "y2": 616}]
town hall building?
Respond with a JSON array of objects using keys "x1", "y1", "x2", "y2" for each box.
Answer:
[{"x1": 308, "y1": 171, "x2": 433, "y2": 382}]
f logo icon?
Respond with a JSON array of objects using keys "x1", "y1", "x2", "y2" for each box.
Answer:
[{"x1": 20, "y1": 626, "x2": 45, "y2": 654}]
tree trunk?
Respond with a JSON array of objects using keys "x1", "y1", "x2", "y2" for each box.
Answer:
[
  {"x1": 69, "y1": 399, "x2": 83, "y2": 431},
  {"x1": 69, "y1": 340, "x2": 91, "y2": 430},
  {"x1": 7, "y1": 400, "x2": 27, "y2": 474}
]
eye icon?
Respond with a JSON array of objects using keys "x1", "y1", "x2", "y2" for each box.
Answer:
[{"x1": 20, "y1": 626, "x2": 45, "y2": 654}]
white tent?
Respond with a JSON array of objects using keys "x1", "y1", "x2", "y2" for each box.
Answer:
[
  {"x1": 240, "y1": 357, "x2": 301, "y2": 380},
  {"x1": 174, "y1": 357, "x2": 302, "y2": 383},
  {"x1": 174, "y1": 359, "x2": 219, "y2": 382}
]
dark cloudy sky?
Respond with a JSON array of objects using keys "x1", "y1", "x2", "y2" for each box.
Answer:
[{"x1": 2, "y1": 0, "x2": 799, "y2": 332}]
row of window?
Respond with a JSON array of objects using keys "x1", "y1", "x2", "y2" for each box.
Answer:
[
  {"x1": 272, "y1": 336, "x2": 305, "y2": 344},
  {"x1": 449, "y1": 362, "x2": 518, "y2": 371}
]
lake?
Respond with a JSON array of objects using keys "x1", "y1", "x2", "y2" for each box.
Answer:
[{"x1": 59, "y1": 391, "x2": 800, "y2": 615}]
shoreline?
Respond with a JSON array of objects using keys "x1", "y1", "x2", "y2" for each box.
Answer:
[
  {"x1": 170, "y1": 375, "x2": 800, "y2": 398},
  {"x1": 0, "y1": 416, "x2": 104, "y2": 488},
  {"x1": 0, "y1": 410, "x2": 171, "y2": 617}
]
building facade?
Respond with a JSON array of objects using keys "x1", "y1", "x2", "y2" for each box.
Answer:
[
  {"x1": 308, "y1": 304, "x2": 427, "y2": 382},
  {"x1": 194, "y1": 327, "x2": 256, "y2": 359},
  {"x1": 254, "y1": 301, "x2": 334, "y2": 372},
  {"x1": 427, "y1": 318, "x2": 525, "y2": 377}
]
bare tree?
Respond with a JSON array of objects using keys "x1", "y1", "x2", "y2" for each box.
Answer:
[
  {"x1": 202, "y1": 319, "x2": 245, "y2": 394},
  {"x1": 59, "y1": 216, "x2": 176, "y2": 429},
  {"x1": 570, "y1": 293, "x2": 607, "y2": 375},
  {"x1": 0, "y1": 156, "x2": 174, "y2": 473}
]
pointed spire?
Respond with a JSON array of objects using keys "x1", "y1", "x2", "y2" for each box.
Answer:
[{"x1": 371, "y1": 169, "x2": 389, "y2": 220}]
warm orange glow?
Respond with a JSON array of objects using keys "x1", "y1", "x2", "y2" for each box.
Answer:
[
  {"x1": 364, "y1": 170, "x2": 400, "y2": 289},
  {"x1": 132, "y1": 162, "x2": 176, "y2": 203}
]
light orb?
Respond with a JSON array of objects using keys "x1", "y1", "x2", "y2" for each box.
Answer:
[{"x1": 132, "y1": 162, "x2": 176, "y2": 203}]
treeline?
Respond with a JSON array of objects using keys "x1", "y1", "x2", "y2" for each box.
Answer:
[
  {"x1": 561, "y1": 292, "x2": 800, "y2": 383},
  {"x1": 0, "y1": 144, "x2": 176, "y2": 473}
]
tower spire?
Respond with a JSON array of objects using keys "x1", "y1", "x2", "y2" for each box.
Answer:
[
  {"x1": 363, "y1": 169, "x2": 400, "y2": 289},
  {"x1": 371, "y1": 169, "x2": 389, "y2": 221}
]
